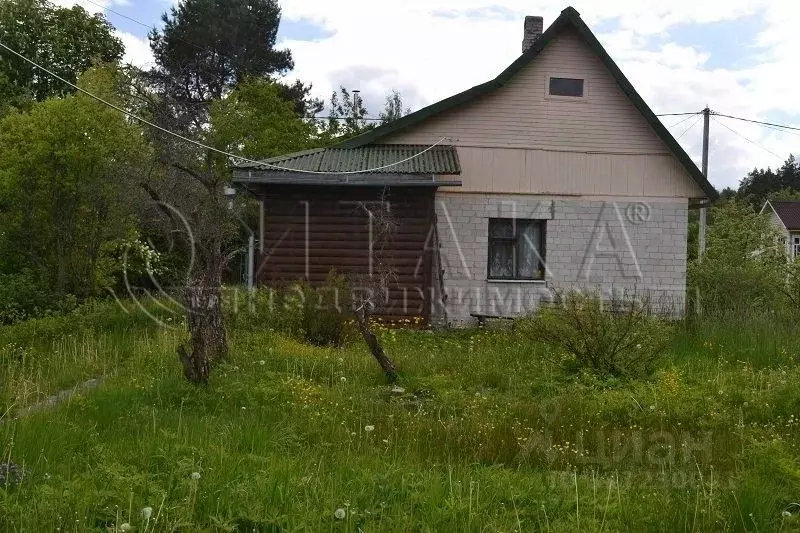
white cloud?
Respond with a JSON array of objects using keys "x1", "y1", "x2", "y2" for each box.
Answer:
[
  {"x1": 116, "y1": 31, "x2": 154, "y2": 68},
  {"x1": 278, "y1": 0, "x2": 799, "y2": 190}
]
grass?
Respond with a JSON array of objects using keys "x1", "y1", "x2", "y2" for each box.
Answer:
[{"x1": 1, "y1": 300, "x2": 800, "y2": 531}]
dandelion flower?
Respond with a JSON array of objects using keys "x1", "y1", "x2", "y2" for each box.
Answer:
[
  {"x1": 340, "y1": 376, "x2": 347, "y2": 382},
  {"x1": 190, "y1": 472, "x2": 201, "y2": 480},
  {"x1": 364, "y1": 425, "x2": 375, "y2": 432},
  {"x1": 119, "y1": 523, "x2": 131, "y2": 532},
  {"x1": 783, "y1": 510, "x2": 792, "y2": 518},
  {"x1": 141, "y1": 507, "x2": 153, "y2": 520},
  {"x1": 334, "y1": 508, "x2": 346, "y2": 520},
  {"x1": 258, "y1": 360, "x2": 266, "y2": 366}
]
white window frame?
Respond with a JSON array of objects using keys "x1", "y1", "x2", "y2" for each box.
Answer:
[{"x1": 793, "y1": 235, "x2": 800, "y2": 260}]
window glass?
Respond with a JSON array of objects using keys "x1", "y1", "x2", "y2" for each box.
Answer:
[
  {"x1": 488, "y1": 218, "x2": 545, "y2": 280},
  {"x1": 549, "y1": 77, "x2": 584, "y2": 97}
]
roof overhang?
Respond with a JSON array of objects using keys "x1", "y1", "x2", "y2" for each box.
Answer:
[{"x1": 232, "y1": 170, "x2": 462, "y2": 187}]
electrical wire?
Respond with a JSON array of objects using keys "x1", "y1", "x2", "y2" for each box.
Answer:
[
  {"x1": 668, "y1": 112, "x2": 700, "y2": 129},
  {"x1": 675, "y1": 115, "x2": 703, "y2": 140},
  {"x1": 656, "y1": 111, "x2": 703, "y2": 117},
  {"x1": 0, "y1": 39, "x2": 450, "y2": 175},
  {"x1": 712, "y1": 115, "x2": 783, "y2": 160},
  {"x1": 712, "y1": 112, "x2": 800, "y2": 133}
]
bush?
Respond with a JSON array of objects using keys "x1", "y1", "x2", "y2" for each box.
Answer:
[
  {"x1": 226, "y1": 271, "x2": 355, "y2": 347},
  {"x1": 516, "y1": 292, "x2": 673, "y2": 379},
  {"x1": 0, "y1": 271, "x2": 76, "y2": 325},
  {"x1": 688, "y1": 200, "x2": 786, "y2": 320},
  {"x1": 298, "y1": 272, "x2": 352, "y2": 347}
]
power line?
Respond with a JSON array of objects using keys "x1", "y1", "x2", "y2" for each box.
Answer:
[
  {"x1": 656, "y1": 111, "x2": 702, "y2": 117},
  {"x1": 712, "y1": 115, "x2": 783, "y2": 160},
  {"x1": 676, "y1": 115, "x2": 703, "y2": 140},
  {"x1": 668, "y1": 112, "x2": 700, "y2": 129},
  {"x1": 712, "y1": 112, "x2": 800, "y2": 133},
  {"x1": 306, "y1": 116, "x2": 385, "y2": 122},
  {"x1": 83, "y1": 0, "x2": 156, "y2": 31},
  {"x1": 0, "y1": 39, "x2": 449, "y2": 175}
]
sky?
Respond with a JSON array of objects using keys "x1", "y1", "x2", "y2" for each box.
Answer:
[{"x1": 54, "y1": 0, "x2": 800, "y2": 191}]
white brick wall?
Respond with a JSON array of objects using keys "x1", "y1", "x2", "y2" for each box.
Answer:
[{"x1": 433, "y1": 193, "x2": 688, "y2": 324}]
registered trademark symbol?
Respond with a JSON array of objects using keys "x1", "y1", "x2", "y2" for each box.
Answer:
[{"x1": 625, "y1": 202, "x2": 651, "y2": 225}]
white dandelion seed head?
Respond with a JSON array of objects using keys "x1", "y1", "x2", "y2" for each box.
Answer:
[
  {"x1": 334, "y1": 508, "x2": 346, "y2": 520},
  {"x1": 340, "y1": 376, "x2": 346, "y2": 382},
  {"x1": 190, "y1": 472, "x2": 201, "y2": 480},
  {"x1": 364, "y1": 425, "x2": 375, "y2": 432},
  {"x1": 141, "y1": 507, "x2": 153, "y2": 520},
  {"x1": 119, "y1": 523, "x2": 131, "y2": 532},
  {"x1": 783, "y1": 510, "x2": 792, "y2": 518}
]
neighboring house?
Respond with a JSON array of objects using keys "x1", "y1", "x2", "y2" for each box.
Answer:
[
  {"x1": 232, "y1": 6, "x2": 716, "y2": 325},
  {"x1": 761, "y1": 200, "x2": 800, "y2": 260}
]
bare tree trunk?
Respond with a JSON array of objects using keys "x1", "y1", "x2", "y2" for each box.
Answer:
[
  {"x1": 354, "y1": 307, "x2": 398, "y2": 383},
  {"x1": 179, "y1": 263, "x2": 227, "y2": 384}
]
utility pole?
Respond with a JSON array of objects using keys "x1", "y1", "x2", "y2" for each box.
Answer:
[{"x1": 699, "y1": 106, "x2": 710, "y2": 261}]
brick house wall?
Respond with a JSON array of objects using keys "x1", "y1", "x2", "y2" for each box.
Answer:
[{"x1": 433, "y1": 192, "x2": 687, "y2": 324}]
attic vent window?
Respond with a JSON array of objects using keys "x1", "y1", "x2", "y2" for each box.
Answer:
[{"x1": 549, "y1": 77, "x2": 584, "y2": 97}]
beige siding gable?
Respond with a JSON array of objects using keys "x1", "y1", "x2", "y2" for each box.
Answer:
[
  {"x1": 386, "y1": 28, "x2": 705, "y2": 198},
  {"x1": 387, "y1": 28, "x2": 668, "y2": 154}
]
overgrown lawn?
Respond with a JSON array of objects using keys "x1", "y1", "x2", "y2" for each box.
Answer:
[{"x1": 1, "y1": 302, "x2": 799, "y2": 531}]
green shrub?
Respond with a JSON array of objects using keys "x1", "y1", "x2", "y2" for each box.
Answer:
[
  {"x1": 298, "y1": 272, "x2": 352, "y2": 347},
  {"x1": 516, "y1": 292, "x2": 673, "y2": 379},
  {"x1": 226, "y1": 271, "x2": 354, "y2": 347},
  {"x1": 688, "y1": 200, "x2": 786, "y2": 320},
  {"x1": 0, "y1": 270, "x2": 76, "y2": 325}
]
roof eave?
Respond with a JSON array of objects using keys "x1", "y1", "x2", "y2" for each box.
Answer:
[{"x1": 232, "y1": 169, "x2": 462, "y2": 187}]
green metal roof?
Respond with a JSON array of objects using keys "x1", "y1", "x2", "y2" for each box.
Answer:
[
  {"x1": 337, "y1": 6, "x2": 717, "y2": 200},
  {"x1": 231, "y1": 144, "x2": 461, "y2": 175}
]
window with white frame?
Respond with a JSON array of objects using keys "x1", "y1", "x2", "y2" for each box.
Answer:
[
  {"x1": 487, "y1": 218, "x2": 546, "y2": 280},
  {"x1": 793, "y1": 235, "x2": 800, "y2": 259}
]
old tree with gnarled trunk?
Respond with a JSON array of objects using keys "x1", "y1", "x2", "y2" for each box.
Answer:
[{"x1": 140, "y1": 0, "x2": 316, "y2": 383}]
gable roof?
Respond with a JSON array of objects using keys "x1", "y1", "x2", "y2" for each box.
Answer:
[
  {"x1": 764, "y1": 200, "x2": 800, "y2": 230},
  {"x1": 338, "y1": 6, "x2": 717, "y2": 200}
]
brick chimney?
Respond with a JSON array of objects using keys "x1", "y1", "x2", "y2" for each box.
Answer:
[{"x1": 522, "y1": 16, "x2": 543, "y2": 53}]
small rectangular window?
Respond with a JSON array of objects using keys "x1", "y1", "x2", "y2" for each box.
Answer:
[
  {"x1": 488, "y1": 218, "x2": 546, "y2": 280},
  {"x1": 549, "y1": 77, "x2": 584, "y2": 97}
]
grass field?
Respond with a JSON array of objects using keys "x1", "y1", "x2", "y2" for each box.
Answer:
[{"x1": 1, "y1": 300, "x2": 800, "y2": 531}]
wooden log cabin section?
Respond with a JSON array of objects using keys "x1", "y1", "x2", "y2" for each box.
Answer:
[{"x1": 253, "y1": 185, "x2": 436, "y2": 322}]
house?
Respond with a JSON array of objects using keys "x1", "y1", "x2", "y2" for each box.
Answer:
[
  {"x1": 232, "y1": 6, "x2": 716, "y2": 325},
  {"x1": 761, "y1": 200, "x2": 800, "y2": 259}
]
